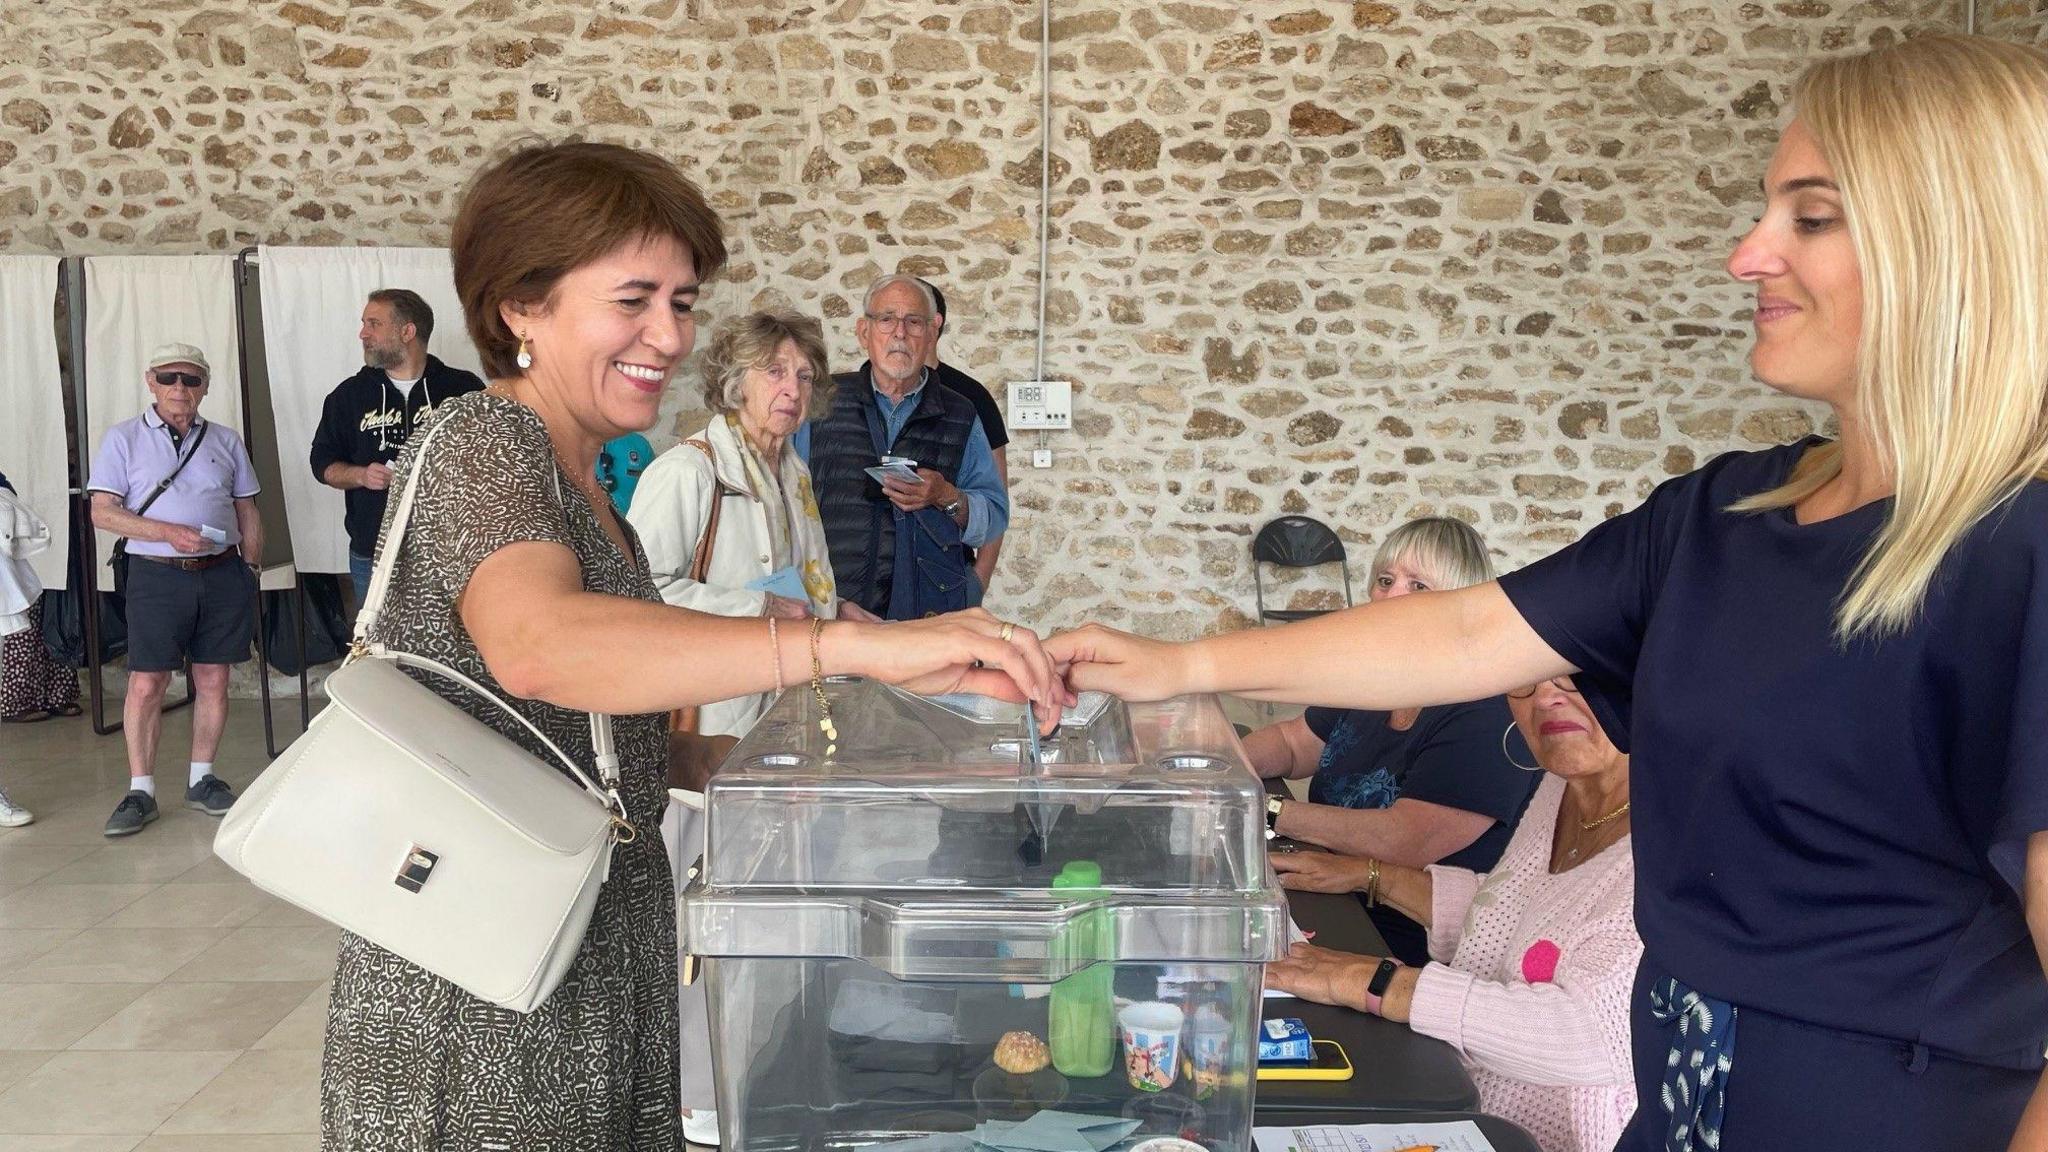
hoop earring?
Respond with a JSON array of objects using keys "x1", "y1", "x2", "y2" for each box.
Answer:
[
  {"x1": 1502, "y1": 722, "x2": 1541, "y2": 772},
  {"x1": 515, "y1": 335, "x2": 533, "y2": 371}
]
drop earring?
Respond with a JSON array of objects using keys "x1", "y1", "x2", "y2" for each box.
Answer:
[{"x1": 515, "y1": 335, "x2": 533, "y2": 371}]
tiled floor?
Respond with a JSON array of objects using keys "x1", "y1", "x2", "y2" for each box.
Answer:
[{"x1": 0, "y1": 701, "x2": 328, "y2": 1152}]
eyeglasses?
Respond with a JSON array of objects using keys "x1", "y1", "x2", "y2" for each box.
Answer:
[
  {"x1": 153, "y1": 372, "x2": 206, "y2": 389},
  {"x1": 1507, "y1": 677, "x2": 1580, "y2": 700},
  {"x1": 865, "y1": 312, "x2": 932, "y2": 334}
]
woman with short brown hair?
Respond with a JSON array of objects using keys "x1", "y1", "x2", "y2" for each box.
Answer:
[{"x1": 317, "y1": 139, "x2": 1062, "y2": 1152}]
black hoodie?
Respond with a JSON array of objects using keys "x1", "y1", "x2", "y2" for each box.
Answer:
[{"x1": 309, "y1": 355, "x2": 485, "y2": 557}]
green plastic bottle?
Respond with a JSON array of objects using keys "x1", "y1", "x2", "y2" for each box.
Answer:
[{"x1": 1048, "y1": 860, "x2": 1115, "y2": 1078}]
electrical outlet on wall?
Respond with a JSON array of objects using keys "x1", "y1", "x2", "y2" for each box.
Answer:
[{"x1": 1032, "y1": 448, "x2": 1053, "y2": 468}]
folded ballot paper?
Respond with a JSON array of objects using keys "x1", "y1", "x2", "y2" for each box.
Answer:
[
  {"x1": 866, "y1": 1111, "x2": 1143, "y2": 1152},
  {"x1": 745, "y1": 565, "x2": 810, "y2": 603}
]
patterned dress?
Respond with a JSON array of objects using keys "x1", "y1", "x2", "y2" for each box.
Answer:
[{"x1": 319, "y1": 392, "x2": 680, "y2": 1152}]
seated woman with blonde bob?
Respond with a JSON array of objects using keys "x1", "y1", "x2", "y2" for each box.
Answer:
[
  {"x1": 1268, "y1": 675, "x2": 1638, "y2": 1152},
  {"x1": 1246, "y1": 516, "x2": 1539, "y2": 965}
]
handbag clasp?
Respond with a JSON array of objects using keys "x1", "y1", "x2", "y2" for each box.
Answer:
[{"x1": 394, "y1": 845, "x2": 439, "y2": 893}]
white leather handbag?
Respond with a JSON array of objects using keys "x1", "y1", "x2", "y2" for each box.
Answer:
[{"x1": 214, "y1": 415, "x2": 633, "y2": 1013}]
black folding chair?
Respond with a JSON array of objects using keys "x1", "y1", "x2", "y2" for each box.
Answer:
[{"x1": 1251, "y1": 515, "x2": 1355, "y2": 625}]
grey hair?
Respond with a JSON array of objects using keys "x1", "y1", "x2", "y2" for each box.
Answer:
[
  {"x1": 862, "y1": 273, "x2": 937, "y2": 318},
  {"x1": 696, "y1": 310, "x2": 835, "y2": 417},
  {"x1": 1371, "y1": 516, "x2": 1494, "y2": 591}
]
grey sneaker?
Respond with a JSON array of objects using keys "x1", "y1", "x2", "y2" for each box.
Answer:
[
  {"x1": 0, "y1": 787, "x2": 31, "y2": 827},
  {"x1": 186, "y1": 775, "x2": 237, "y2": 816},
  {"x1": 104, "y1": 790, "x2": 159, "y2": 837}
]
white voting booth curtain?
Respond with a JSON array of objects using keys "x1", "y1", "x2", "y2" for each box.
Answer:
[
  {"x1": 0, "y1": 256, "x2": 69, "y2": 590},
  {"x1": 258, "y1": 246, "x2": 483, "y2": 575},
  {"x1": 82, "y1": 255, "x2": 243, "y2": 581}
]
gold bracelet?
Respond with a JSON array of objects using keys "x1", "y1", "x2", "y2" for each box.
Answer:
[
  {"x1": 1365, "y1": 858, "x2": 1382, "y2": 908},
  {"x1": 768, "y1": 617, "x2": 783, "y2": 695},
  {"x1": 811, "y1": 618, "x2": 836, "y2": 755}
]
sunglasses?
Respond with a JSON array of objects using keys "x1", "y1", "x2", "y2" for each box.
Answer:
[
  {"x1": 1507, "y1": 676, "x2": 1581, "y2": 700},
  {"x1": 153, "y1": 371, "x2": 206, "y2": 389}
]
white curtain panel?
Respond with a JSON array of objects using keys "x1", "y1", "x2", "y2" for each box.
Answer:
[
  {"x1": 0, "y1": 255, "x2": 69, "y2": 589},
  {"x1": 257, "y1": 245, "x2": 482, "y2": 574},
  {"x1": 82, "y1": 254, "x2": 243, "y2": 580}
]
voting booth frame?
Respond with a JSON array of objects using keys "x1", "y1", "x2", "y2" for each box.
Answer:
[{"x1": 53, "y1": 251, "x2": 312, "y2": 755}]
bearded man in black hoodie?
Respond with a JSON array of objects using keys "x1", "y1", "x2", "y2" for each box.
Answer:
[{"x1": 309, "y1": 288, "x2": 484, "y2": 603}]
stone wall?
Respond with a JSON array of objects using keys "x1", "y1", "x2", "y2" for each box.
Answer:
[
  {"x1": 1985, "y1": 0, "x2": 2048, "y2": 40},
  {"x1": 0, "y1": 1, "x2": 1965, "y2": 638}
]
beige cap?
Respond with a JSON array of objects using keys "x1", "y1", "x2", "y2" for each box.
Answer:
[{"x1": 146, "y1": 342, "x2": 211, "y2": 378}]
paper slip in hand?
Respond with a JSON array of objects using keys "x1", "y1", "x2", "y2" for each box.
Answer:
[
  {"x1": 1251, "y1": 1119, "x2": 1496, "y2": 1152},
  {"x1": 746, "y1": 566, "x2": 809, "y2": 603},
  {"x1": 199, "y1": 524, "x2": 229, "y2": 544},
  {"x1": 866, "y1": 461, "x2": 923, "y2": 486}
]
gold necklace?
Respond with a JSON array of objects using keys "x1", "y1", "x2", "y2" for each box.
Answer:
[{"x1": 1578, "y1": 801, "x2": 1630, "y2": 831}]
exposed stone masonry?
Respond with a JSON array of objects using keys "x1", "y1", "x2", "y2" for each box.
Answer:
[{"x1": 0, "y1": 1, "x2": 1991, "y2": 637}]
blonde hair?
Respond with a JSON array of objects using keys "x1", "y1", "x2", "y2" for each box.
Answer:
[
  {"x1": 1373, "y1": 517, "x2": 1494, "y2": 591},
  {"x1": 1730, "y1": 35, "x2": 2048, "y2": 640},
  {"x1": 696, "y1": 310, "x2": 835, "y2": 417}
]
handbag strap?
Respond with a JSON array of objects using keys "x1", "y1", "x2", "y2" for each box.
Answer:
[
  {"x1": 682, "y1": 438, "x2": 734, "y2": 584},
  {"x1": 352, "y1": 408, "x2": 622, "y2": 801},
  {"x1": 670, "y1": 438, "x2": 741, "y2": 738}
]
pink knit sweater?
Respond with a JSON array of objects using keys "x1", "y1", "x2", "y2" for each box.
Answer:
[{"x1": 1405, "y1": 773, "x2": 1641, "y2": 1152}]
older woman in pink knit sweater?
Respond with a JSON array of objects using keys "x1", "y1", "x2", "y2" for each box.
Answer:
[{"x1": 1268, "y1": 675, "x2": 1637, "y2": 1152}]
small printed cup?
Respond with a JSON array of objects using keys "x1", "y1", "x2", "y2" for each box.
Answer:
[
  {"x1": 1118, "y1": 1001, "x2": 1184, "y2": 1092},
  {"x1": 1188, "y1": 1007, "x2": 1230, "y2": 1100}
]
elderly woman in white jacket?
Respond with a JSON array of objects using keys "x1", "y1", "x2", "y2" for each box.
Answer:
[
  {"x1": 630, "y1": 309, "x2": 877, "y2": 739},
  {"x1": 626, "y1": 308, "x2": 871, "y2": 1146}
]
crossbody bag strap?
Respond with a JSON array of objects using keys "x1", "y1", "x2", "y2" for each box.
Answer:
[
  {"x1": 116, "y1": 422, "x2": 210, "y2": 557},
  {"x1": 353, "y1": 409, "x2": 623, "y2": 796}
]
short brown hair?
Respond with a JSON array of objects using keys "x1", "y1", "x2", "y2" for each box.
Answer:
[
  {"x1": 366, "y1": 288, "x2": 434, "y2": 344},
  {"x1": 451, "y1": 138, "x2": 728, "y2": 379},
  {"x1": 698, "y1": 310, "x2": 835, "y2": 418}
]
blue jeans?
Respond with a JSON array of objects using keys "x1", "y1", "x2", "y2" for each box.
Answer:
[{"x1": 348, "y1": 551, "x2": 373, "y2": 608}]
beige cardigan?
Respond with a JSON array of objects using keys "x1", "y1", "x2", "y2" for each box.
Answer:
[{"x1": 626, "y1": 415, "x2": 837, "y2": 739}]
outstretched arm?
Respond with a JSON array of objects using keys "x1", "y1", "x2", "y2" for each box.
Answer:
[{"x1": 1050, "y1": 582, "x2": 1570, "y2": 710}]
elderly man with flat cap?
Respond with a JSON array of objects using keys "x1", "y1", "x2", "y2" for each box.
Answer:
[{"x1": 86, "y1": 342, "x2": 263, "y2": 838}]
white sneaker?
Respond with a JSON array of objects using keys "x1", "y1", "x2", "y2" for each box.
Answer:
[
  {"x1": 0, "y1": 787, "x2": 32, "y2": 827},
  {"x1": 680, "y1": 1108, "x2": 720, "y2": 1147}
]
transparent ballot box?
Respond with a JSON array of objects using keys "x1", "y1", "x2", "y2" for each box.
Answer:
[{"x1": 681, "y1": 681, "x2": 1288, "y2": 1152}]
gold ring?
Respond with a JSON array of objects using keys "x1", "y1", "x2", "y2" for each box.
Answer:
[{"x1": 999, "y1": 622, "x2": 1017, "y2": 644}]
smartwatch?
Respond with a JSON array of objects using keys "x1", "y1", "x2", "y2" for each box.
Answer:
[
  {"x1": 1264, "y1": 795, "x2": 1285, "y2": 839},
  {"x1": 1367, "y1": 957, "x2": 1401, "y2": 998}
]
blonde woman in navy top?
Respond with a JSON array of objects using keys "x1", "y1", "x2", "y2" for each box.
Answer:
[{"x1": 1054, "y1": 35, "x2": 2048, "y2": 1152}]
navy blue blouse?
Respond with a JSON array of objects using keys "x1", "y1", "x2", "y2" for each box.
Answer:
[
  {"x1": 1498, "y1": 438, "x2": 2048, "y2": 1067},
  {"x1": 1302, "y1": 699, "x2": 1538, "y2": 963}
]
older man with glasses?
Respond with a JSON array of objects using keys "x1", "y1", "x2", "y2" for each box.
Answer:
[
  {"x1": 85, "y1": 342, "x2": 263, "y2": 837},
  {"x1": 795, "y1": 274, "x2": 1008, "y2": 619}
]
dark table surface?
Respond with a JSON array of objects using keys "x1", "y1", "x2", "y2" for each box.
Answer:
[
  {"x1": 1253, "y1": 889, "x2": 1481, "y2": 1115},
  {"x1": 1249, "y1": 1109, "x2": 1542, "y2": 1152}
]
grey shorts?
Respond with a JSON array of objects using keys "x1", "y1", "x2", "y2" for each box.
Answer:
[{"x1": 124, "y1": 556, "x2": 256, "y2": 671}]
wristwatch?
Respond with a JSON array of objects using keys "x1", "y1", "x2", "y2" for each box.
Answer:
[
  {"x1": 941, "y1": 496, "x2": 964, "y2": 518},
  {"x1": 1367, "y1": 957, "x2": 1401, "y2": 998},
  {"x1": 1264, "y1": 795, "x2": 1285, "y2": 839}
]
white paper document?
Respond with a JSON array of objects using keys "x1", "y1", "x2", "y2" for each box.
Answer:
[{"x1": 1251, "y1": 1119, "x2": 1496, "y2": 1152}]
